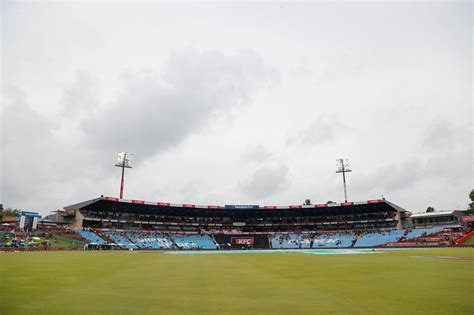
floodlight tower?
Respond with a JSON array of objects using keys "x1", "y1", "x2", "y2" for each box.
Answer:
[
  {"x1": 115, "y1": 152, "x2": 132, "y2": 199},
  {"x1": 336, "y1": 158, "x2": 352, "y2": 203}
]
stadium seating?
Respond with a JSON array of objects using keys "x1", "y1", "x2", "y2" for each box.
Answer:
[
  {"x1": 354, "y1": 230, "x2": 406, "y2": 247},
  {"x1": 124, "y1": 232, "x2": 173, "y2": 249},
  {"x1": 405, "y1": 227, "x2": 442, "y2": 240},
  {"x1": 104, "y1": 232, "x2": 139, "y2": 249},
  {"x1": 271, "y1": 233, "x2": 312, "y2": 249},
  {"x1": 312, "y1": 232, "x2": 356, "y2": 248},
  {"x1": 77, "y1": 228, "x2": 455, "y2": 250},
  {"x1": 79, "y1": 230, "x2": 107, "y2": 245},
  {"x1": 172, "y1": 234, "x2": 217, "y2": 249}
]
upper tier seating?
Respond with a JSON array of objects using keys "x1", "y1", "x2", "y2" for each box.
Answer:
[{"x1": 79, "y1": 230, "x2": 107, "y2": 245}]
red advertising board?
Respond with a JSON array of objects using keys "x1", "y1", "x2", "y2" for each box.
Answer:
[{"x1": 231, "y1": 237, "x2": 254, "y2": 245}]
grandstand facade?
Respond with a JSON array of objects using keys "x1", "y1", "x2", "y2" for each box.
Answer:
[
  {"x1": 63, "y1": 196, "x2": 410, "y2": 232},
  {"x1": 48, "y1": 196, "x2": 460, "y2": 250}
]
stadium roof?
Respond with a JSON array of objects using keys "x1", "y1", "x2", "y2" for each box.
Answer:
[
  {"x1": 64, "y1": 196, "x2": 407, "y2": 216},
  {"x1": 410, "y1": 210, "x2": 466, "y2": 219}
]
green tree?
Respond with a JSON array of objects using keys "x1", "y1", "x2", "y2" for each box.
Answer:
[
  {"x1": 426, "y1": 207, "x2": 435, "y2": 213},
  {"x1": 0, "y1": 207, "x2": 21, "y2": 219},
  {"x1": 467, "y1": 189, "x2": 474, "y2": 214}
]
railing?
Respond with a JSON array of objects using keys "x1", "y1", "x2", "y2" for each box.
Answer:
[{"x1": 454, "y1": 231, "x2": 474, "y2": 245}]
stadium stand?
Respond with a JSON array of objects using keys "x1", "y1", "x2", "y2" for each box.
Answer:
[
  {"x1": 172, "y1": 234, "x2": 217, "y2": 249},
  {"x1": 405, "y1": 227, "x2": 443, "y2": 240},
  {"x1": 312, "y1": 232, "x2": 356, "y2": 248},
  {"x1": 354, "y1": 230, "x2": 406, "y2": 247},
  {"x1": 78, "y1": 230, "x2": 107, "y2": 245},
  {"x1": 124, "y1": 231, "x2": 173, "y2": 249},
  {"x1": 104, "y1": 231, "x2": 139, "y2": 249},
  {"x1": 45, "y1": 196, "x2": 468, "y2": 250},
  {"x1": 271, "y1": 233, "x2": 312, "y2": 249}
]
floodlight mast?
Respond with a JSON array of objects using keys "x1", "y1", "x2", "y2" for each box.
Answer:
[
  {"x1": 115, "y1": 152, "x2": 132, "y2": 199},
  {"x1": 336, "y1": 158, "x2": 352, "y2": 203}
]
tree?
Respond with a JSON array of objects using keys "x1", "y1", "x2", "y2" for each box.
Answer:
[
  {"x1": 304, "y1": 199, "x2": 312, "y2": 206},
  {"x1": 467, "y1": 189, "x2": 474, "y2": 214},
  {"x1": 426, "y1": 207, "x2": 435, "y2": 213},
  {"x1": 0, "y1": 207, "x2": 21, "y2": 219}
]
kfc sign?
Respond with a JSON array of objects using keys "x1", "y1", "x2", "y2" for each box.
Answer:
[{"x1": 232, "y1": 237, "x2": 254, "y2": 245}]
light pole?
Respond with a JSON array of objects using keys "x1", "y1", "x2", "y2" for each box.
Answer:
[
  {"x1": 336, "y1": 158, "x2": 352, "y2": 203},
  {"x1": 115, "y1": 152, "x2": 132, "y2": 199}
]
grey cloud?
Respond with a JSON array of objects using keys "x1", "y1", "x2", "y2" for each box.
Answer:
[
  {"x1": 353, "y1": 159, "x2": 422, "y2": 194},
  {"x1": 242, "y1": 145, "x2": 272, "y2": 163},
  {"x1": 1, "y1": 49, "x2": 277, "y2": 211},
  {"x1": 60, "y1": 72, "x2": 99, "y2": 115},
  {"x1": 287, "y1": 116, "x2": 340, "y2": 146},
  {"x1": 420, "y1": 120, "x2": 472, "y2": 184},
  {"x1": 81, "y1": 50, "x2": 277, "y2": 164},
  {"x1": 239, "y1": 164, "x2": 289, "y2": 199},
  {"x1": 1, "y1": 86, "x2": 118, "y2": 210},
  {"x1": 1, "y1": 87, "x2": 60, "y2": 202},
  {"x1": 422, "y1": 120, "x2": 458, "y2": 151},
  {"x1": 353, "y1": 119, "x2": 472, "y2": 197}
]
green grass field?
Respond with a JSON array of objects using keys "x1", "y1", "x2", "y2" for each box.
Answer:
[{"x1": 1, "y1": 248, "x2": 473, "y2": 314}]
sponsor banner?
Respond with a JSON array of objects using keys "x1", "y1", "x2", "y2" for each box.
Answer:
[
  {"x1": 21, "y1": 211, "x2": 41, "y2": 217},
  {"x1": 19, "y1": 216, "x2": 26, "y2": 229},
  {"x1": 263, "y1": 205, "x2": 277, "y2": 209},
  {"x1": 315, "y1": 204, "x2": 328, "y2": 208},
  {"x1": 32, "y1": 217, "x2": 39, "y2": 230},
  {"x1": 289, "y1": 205, "x2": 302, "y2": 209},
  {"x1": 231, "y1": 237, "x2": 254, "y2": 245},
  {"x1": 341, "y1": 202, "x2": 354, "y2": 206},
  {"x1": 367, "y1": 199, "x2": 383, "y2": 204},
  {"x1": 224, "y1": 205, "x2": 259, "y2": 210}
]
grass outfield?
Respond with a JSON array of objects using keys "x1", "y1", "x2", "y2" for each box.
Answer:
[{"x1": 1, "y1": 248, "x2": 473, "y2": 314}]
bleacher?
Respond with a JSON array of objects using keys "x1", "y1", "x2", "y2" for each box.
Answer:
[
  {"x1": 312, "y1": 232, "x2": 356, "y2": 248},
  {"x1": 354, "y1": 230, "x2": 406, "y2": 247},
  {"x1": 104, "y1": 232, "x2": 139, "y2": 249},
  {"x1": 172, "y1": 234, "x2": 217, "y2": 249},
  {"x1": 78, "y1": 230, "x2": 107, "y2": 245},
  {"x1": 405, "y1": 227, "x2": 443, "y2": 240},
  {"x1": 79, "y1": 228, "x2": 455, "y2": 250},
  {"x1": 125, "y1": 231, "x2": 173, "y2": 249},
  {"x1": 271, "y1": 233, "x2": 312, "y2": 249}
]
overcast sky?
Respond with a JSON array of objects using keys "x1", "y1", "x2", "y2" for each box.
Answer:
[{"x1": 1, "y1": 1, "x2": 472, "y2": 215}]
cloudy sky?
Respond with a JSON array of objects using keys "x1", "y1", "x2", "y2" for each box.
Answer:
[{"x1": 1, "y1": 1, "x2": 472, "y2": 215}]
